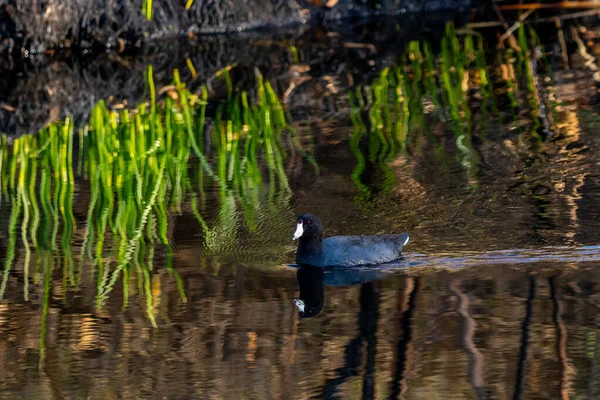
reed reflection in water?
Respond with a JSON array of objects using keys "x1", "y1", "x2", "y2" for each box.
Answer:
[
  {"x1": 0, "y1": 20, "x2": 600, "y2": 399},
  {"x1": 1, "y1": 260, "x2": 600, "y2": 399}
]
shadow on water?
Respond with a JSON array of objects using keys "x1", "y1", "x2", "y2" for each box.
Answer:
[{"x1": 2, "y1": 16, "x2": 600, "y2": 399}]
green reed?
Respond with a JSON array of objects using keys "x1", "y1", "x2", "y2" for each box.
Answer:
[
  {"x1": 348, "y1": 22, "x2": 553, "y2": 197},
  {"x1": 0, "y1": 66, "x2": 299, "y2": 327},
  {"x1": 348, "y1": 66, "x2": 408, "y2": 204},
  {"x1": 143, "y1": 0, "x2": 153, "y2": 20}
]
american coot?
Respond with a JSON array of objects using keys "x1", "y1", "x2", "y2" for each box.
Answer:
[{"x1": 292, "y1": 214, "x2": 409, "y2": 267}]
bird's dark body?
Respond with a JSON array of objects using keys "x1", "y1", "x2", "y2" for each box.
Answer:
[{"x1": 294, "y1": 214, "x2": 409, "y2": 267}]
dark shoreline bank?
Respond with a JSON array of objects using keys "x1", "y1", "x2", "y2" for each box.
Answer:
[
  {"x1": 0, "y1": 12, "x2": 470, "y2": 136},
  {"x1": 0, "y1": 0, "x2": 472, "y2": 56}
]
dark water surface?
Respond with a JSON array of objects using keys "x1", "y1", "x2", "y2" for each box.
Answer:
[{"x1": 2, "y1": 19, "x2": 600, "y2": 399}]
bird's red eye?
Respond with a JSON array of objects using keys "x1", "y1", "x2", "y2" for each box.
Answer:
[{"x1": 307, "y1": 221, "x2": 311, "y2": 224}]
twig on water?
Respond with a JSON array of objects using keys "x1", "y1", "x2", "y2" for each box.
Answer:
[
  {"x1": 492, "y1": 1, "x2": 510, "y2": 30},
  {"x1": 501, "y1": 8, "x2": 535, "y2": 41},
  {"x1": 491, "y1": 1, "x2": 520, "y2": 50}
]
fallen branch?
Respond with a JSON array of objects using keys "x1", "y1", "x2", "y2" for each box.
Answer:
[
  {"x1": 501, "y1": 8, "x2": 535, "y2": 41},
  {"x1": 491, "y1": 2, "x2": 520, "y2": 50},
  {"x1": 466, "y1": 9, "x2": 600, "y2": 28},
  {"x1": 499, "y1": 1, "x2": 600, "y2": 10}
]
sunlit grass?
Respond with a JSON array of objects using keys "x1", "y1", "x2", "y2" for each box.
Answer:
[
  {"x1": 143, "y1": 0, "x2": 153, "y2": 20},
  {"x1": 0, "y1": 66, "x2": 300, "y2": 327},
  {"x1": 348, "y1": 22, "x2": 554, "y2": 199}
]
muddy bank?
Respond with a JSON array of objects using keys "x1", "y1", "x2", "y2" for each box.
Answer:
[{"x1": 0, "y1": 0, "x2": 473, "y2": 55}]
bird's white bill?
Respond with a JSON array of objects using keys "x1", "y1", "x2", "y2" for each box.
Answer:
[
  {"x1": 292, "y1": 222, "x2": 304, "y2": 240},
  {"x1": 293, "y1": 299, "x2": 305, "y2": 313}
]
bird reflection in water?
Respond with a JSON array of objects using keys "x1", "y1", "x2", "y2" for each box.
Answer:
[
  {"x1": 292, "y1": 265, "x2": 389, "y2": 398},
  {"x1": 292, "y1": 265, "x2": 420, "y2": 399},
  {"x1": 293, "y1": 265, "x2": 390, "y2": 318}
]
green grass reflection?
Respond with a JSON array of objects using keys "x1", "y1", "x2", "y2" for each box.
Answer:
[
  {"x1": 348, "y1": 23, "x2": 556, "y2": 201},
  {"x1": 0, "y1": 66, "x2": 299, "y2": 328}
]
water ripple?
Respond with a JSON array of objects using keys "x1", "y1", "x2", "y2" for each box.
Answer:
[{"x1": 401, "y1": 245, "x2": 600, "y2": 269}]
